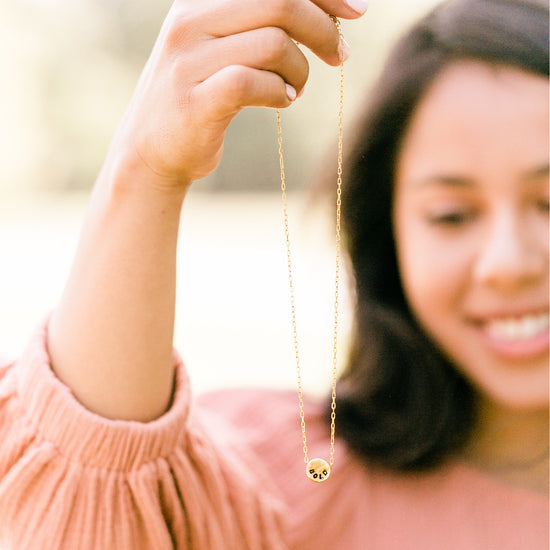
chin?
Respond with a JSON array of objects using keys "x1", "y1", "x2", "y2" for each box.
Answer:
[{"x1": 472, "y1": 374, "x2": 549, "y2": 412}]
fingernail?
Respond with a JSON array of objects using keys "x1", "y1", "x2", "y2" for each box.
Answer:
[
  {"x1": 345, "y1": 0, "x2": 369, "y2": 15},
  {"x1": 341, "y1": 39, "x2": 351, "y2": 62},
  {"x1": 286, "y1": 84, "x2": 297, "y2": 101}
]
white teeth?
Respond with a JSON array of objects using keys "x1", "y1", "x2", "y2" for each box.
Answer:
[{"x1": 486, "y1": 313, "x2": 549, "y2": 341}]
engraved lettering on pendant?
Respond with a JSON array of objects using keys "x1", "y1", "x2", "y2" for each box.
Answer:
[{"x1": 306, "y1": 458, "x2": 331, "y2": 482}]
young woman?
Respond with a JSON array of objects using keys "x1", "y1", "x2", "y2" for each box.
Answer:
[{"x1": 0, "y1": 0, "x2": 547, "y2": 548}]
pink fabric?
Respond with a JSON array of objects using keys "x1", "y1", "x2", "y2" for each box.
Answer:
[{"x1": 0, "y1": 321, "x2": 547, "y2": 549}]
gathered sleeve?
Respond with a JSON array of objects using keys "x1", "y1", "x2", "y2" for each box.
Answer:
[{"x1": 0, "y1": 321, "x2": 288, "y2": 550}]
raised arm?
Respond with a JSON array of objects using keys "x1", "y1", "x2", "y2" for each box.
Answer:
[{"x1": 46, "y1": 0, "x2": 364, "y2": 422}]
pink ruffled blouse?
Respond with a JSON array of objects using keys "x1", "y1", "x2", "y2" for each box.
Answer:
[{"x1": 0, "y1": 321, "x2": 547, "y2": 549}]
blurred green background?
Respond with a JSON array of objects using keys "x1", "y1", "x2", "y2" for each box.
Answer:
[{"x1": 0, "y1": 0, "x2": 440, "y2": 392}]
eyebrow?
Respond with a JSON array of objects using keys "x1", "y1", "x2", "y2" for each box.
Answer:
[
  {"x1": 523, "y1": 163, "x2": 549, "y2": 180},
  {"x1": 415, "y1": 163, "x2": 549, "y2": 188},
  {"x1": 415, "y1": 175, "x2": 475, "y2": 188}
]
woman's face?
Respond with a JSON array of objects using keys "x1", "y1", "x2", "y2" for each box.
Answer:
[{"x1": 393, "y1": 61, "x2": 549, "y2": 410}]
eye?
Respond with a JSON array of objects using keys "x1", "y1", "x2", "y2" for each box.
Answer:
[
  {"x1": 426, "y1": 210, "x2": 476, "y2": 226},
  {"x1": 536, "y1": 198, "x2": 549, "y2": 214}
]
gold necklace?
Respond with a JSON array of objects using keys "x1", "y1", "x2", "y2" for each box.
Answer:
[{"x1": 276, "y1": 16, "x2": 345, "y2": 483}]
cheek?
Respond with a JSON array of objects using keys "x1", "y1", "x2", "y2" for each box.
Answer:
[
  {"x1": 394, "y1": 212, "x2": 474, "y2": 336},
  {"x1": 396, "y1": 208, "x2": 475, "y2": 351}
]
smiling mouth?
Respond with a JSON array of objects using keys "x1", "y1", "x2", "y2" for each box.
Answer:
[
  {"x1": 478, "y1": 311, "x2": 550, "y2": 360},
  {"x1": 485, "y1": 312, "x2": 549, "y2": 341}
]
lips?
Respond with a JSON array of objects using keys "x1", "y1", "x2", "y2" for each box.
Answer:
[
  {"x1": 486, "y1": 312, "x2": 549, "y2": 341},
  {"x1": 480, "y1": 311, "x2": 549, "y2": 360}
]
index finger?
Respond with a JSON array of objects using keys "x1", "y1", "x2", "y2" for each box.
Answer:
[
  {"x1": 183, "y1": 0, "x2": 365, "y2": 66},
  {"x1": 312, "y1": 0, "x2": 369, "y2": 18}
]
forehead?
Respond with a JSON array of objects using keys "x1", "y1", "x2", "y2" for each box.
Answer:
[{"x1": 396, "y1": 61, "x2": 549, "y2": 184}]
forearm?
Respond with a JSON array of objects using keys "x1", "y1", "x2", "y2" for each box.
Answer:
[{"x1": 47, "y1": 154, "x2": 187, "y2": 421}]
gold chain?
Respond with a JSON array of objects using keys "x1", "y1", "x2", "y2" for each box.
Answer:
[{"x1": 276, "y1": 16, "x2": 344, "y2": 483}]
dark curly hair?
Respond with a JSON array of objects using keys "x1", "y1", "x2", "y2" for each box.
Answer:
[{"x1": 333, "y1": 0, "x2": 549, "y2": 471}]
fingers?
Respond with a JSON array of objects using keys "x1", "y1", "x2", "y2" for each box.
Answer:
[
  {"x1": 188, "y1": 28, "x2": 310, "y2": 96},
  {"x1": 176, "y1": 0, "x2": 352, "y2": 66},
  {"x1": 312, "y1": 0, "x2": 369, "y2": 18},
  {"x1": 192, "y1": 65, "x2": 294, "y2": 125}
]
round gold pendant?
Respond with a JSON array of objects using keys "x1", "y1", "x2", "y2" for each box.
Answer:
[{"x1": 306, "y1": 458, "x2": 331, "y2": 482}]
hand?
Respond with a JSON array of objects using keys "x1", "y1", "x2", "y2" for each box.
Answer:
[{"x1": 111, "y1": 0, "x2": 366, "y2": 189}]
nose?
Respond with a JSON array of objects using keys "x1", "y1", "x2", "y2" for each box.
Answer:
[{"x1": 473, "y1": 208, "x2": 546, "y2": 292}]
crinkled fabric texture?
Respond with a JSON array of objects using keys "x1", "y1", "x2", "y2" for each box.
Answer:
[
  {"x1": 0, "y1": 322, "x2": 287, "y2": 550},
  {"x1": 0, "y1": 321, "x2": 548, "y2": 549}
]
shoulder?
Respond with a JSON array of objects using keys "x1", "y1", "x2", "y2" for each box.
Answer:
[
  {"x1": 195, "y1": 387, "x2": 327, "y2": 454},
  {"x1": 195, "y1": 388, "x2": 316, "y2": 469},
  {"x1": 195, "y1": 387, "x2": 363, "y2": 496},
  {"x1": 196, "y1": 388, "x2": 376, "y2": 547},
  {"x1": 195, "y1": 387, "x2": 332, "y2": 472},
  {"x1": 197, "y1": 387, "x2": 305, "y2": 432}
]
